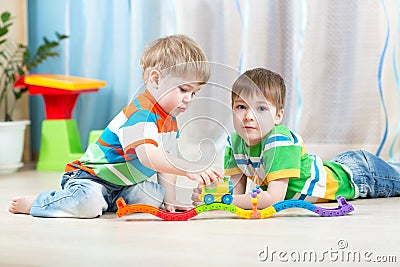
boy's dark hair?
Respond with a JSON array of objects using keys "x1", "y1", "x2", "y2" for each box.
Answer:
[{"x1": 232, "y1": 68, "x2": 286, "y2": 113}]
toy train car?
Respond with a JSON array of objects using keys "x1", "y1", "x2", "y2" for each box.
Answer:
[{"x1": 199, "y1": 177, "x2": 234, "y2": 204}]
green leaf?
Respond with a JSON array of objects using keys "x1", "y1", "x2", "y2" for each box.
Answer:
[
  {"x1": 0, "y1": 27, "x2": 9, "y2": 37},
  {"x1": 58, "y1": 34, "x2": 69, "y2": 40},
  {"x1": 14, "y1": 90, "x2": 23, "y2": 99},
  {"x1": 47, "y1": 41, "x2": 59, "y2": 48},
  {"x1": 37, "y1": 45, "x2": 46, "y2": 54},
  {"x1": 17, "y1": 67, "x2": 25, "y2": 76},
  {"x1": 47, "y1": 52, "x2": 59, "y2": 57},
  {"x1": 0, "y1": 51, "x2": 8, "y2": 60},
  {"x1": 1, "y1": 11, "x2": 11, "y2": 23}
]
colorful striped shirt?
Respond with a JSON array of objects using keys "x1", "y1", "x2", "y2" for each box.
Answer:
[
  {"x1": 224, "y1": 125, "x2": 358, "y2": 202},
  {"x1": 66, "y1": 90, "x2": 179, "y2": 186}
]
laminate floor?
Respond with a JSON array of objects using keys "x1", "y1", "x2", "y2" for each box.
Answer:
[{"x1": 0, "y1": 165, "x2": 399, "y2": 267}]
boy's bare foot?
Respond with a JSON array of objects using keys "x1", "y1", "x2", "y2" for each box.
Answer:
[{"x1": 9, "y1": 196, "x2": 37, "y2": 214}]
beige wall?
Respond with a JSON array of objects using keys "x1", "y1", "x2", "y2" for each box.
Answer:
[
  {"x1": 0, "y1": 0, "x2": 28, "y2": 120},
  {"x1": 0, "y1": 0, "x2": 27, "y2": 43},
  {"x1": 0, "y1": 0, "x2": 30, "y2": 161}
]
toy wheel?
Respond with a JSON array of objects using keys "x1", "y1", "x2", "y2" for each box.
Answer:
[
  {"x1": 204, "y1": 194, "x2": 214, "y2": 204},
  {"x1": 222, "y1": 194, "x2": 233, "y2": 204}
]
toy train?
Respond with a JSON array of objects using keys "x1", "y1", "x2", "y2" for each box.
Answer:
[{"x1": 199, "y1": 177, "x2": 234, "y2": 204}]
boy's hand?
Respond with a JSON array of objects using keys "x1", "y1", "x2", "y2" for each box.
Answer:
[
  {"x1": 164, "y1": 200, "x2": 194, "y2": 213},
  {"x1": 191, "y1": 186, "x2": 204, "y2": 206},
  {"x1": 186, "y1": 167, "x2": 221, "y2": 185}
]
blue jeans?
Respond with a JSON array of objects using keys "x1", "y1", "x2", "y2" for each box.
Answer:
[
  {"x1": 331, "y1": 150, "x2": 400, "y2": 198},
  {"x1": 30, "y1": 170, "x2": 165, "y2": 218}
]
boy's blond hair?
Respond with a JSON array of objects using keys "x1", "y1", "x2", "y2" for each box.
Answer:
[
  {"x1": 232, "y1": 68, "x2": 286, "y2": 113},
  {"x1": 141, "y1": 34, "x2": 210, "y2": 84}
]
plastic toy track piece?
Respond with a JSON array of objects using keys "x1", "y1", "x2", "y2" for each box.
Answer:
[
  {"x1": 273, "y1": 199, "x2": 313, "y2": 212},
  {"x1": 116, "y1": 197, "x2": 129, "y2": 217},
  {"x1": 194, "y1": 205, "x2": 206, "y2": 214},
  {"x1": 116, "y1": 197, "x2": 161, "y2": 218},
  {"x1": 116, "y1": 196, "x2": 355, "y2": 220},
  {"x1": 313, "y1": 196, "x2": 355, "y2": 217},
  {"x1": 234, "y1": 207, "x2": 252, "y2": 219},
  {"x1": 156, "y1": 209, "x2": 198, "y2": 221},
  {"x1": 299, "y1": 201, "x2": 316, "y2": 212},
  {"x1": 227, "y1": 205, "x2": 238, "y2": 214},
  {"x1": 194, "y1": 203, "x2": 235, "y2": 216},
  {"x1": 117, "y1": 204, "x2": 158, "y2": 218},
  {"x1": 207, "y1": 203, "x2": 221, "y2": 211},
  {"x1": 260, "y1": 206, "x2": 277, "y2": 218}
]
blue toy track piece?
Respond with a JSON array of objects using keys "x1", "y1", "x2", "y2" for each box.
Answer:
[{"x1": 273, "y1": 199, "x2": 315, "y2": 212}]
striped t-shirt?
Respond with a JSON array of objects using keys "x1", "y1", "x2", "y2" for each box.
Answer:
[
  {"x1": 66, "y1": 90, "x2": 179, "y2": 186},
  {"x1": 224, "y1": 125, "x2": 358, "y2": 202}
]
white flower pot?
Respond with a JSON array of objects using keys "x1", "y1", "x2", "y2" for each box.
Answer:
[{"x1": 0, "y1": 120, "x2": 30, "y2": 174}]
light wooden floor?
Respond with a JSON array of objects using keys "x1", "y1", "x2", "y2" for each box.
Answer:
[{"x1": 1, "y1": 165, "x2": 399, "y2": 267}]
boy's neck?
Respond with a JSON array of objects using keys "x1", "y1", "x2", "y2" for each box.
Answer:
[
  {"x1": 242, "y1": 126, "x2": 278, "y2": 147},
  {"x1": 142, "y1": 89, "x2": 172, "y2": 118}
]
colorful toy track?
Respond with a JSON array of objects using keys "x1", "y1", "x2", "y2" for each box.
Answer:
[{"x1": 116, "y1": 195, "x2": 354, "y2": 221}]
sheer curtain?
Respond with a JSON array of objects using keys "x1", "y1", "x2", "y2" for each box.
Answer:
[{"x1": 28, "y1": 0, "x2": 400, "y2": 167}]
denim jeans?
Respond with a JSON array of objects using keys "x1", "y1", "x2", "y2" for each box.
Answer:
[
  {"x1": 30, "y1": 170, "x2": 165, "y2": 218},
  {"x1": 331, "y1": 150, "x2": 400, "y2": 198}
]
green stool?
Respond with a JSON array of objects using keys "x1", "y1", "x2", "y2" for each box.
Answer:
[
  {"x1": 36, "y1": 122, "x2": 103, "y2": 171},
  {"x1": 88, "y1": 130, "x2": 103, "y2": 145},
  {"x1": 17, "y1": 74, "x2": 106, "y2": 171},
  {"x1": 37, "y1": 120, "x2": 83, "y2": 171}
]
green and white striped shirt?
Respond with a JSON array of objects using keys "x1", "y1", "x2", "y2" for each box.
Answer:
[{"x1": 224, "y1": 125, "x2": 358, "y2": 202}]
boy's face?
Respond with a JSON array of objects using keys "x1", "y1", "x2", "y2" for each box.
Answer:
[
  {"x1": 232, "y1": 92, "x2": 284, "y2": 146},
  {"x1": 156, "y1": 74, "x2": 202, "y2": 117}
]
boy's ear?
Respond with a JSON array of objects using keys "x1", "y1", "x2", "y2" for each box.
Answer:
[
  {"x1": 274, "y1": 109, "x2": 285, "y2": 125},
  {"x1": 148, "y1": 70, "x2": 160, "y2": 88}
]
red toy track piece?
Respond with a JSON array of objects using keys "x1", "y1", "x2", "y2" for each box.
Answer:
[
  {"x1": 156, "y1": 209, "x2": 198, "y2": 221},
  {"x1": 116, "y1": 197, "x2": 199, "y2": 221}
]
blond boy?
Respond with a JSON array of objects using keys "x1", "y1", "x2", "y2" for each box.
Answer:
[{"x1": 10, "y1": 35, "x2": 220, "y2": 217}]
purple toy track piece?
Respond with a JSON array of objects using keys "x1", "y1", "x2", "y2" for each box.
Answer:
[{"x1": 314, "y1": 196, "x2": 355, "y2": 217}]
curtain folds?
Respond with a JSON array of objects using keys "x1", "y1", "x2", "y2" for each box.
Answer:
[{"x1": 28, "y1": 0, "x2": 400, "y2": 165}]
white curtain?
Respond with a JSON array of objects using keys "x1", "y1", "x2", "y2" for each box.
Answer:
[
  {"x1": 29, "y1": 0, "x2": 400, "y2": 167},
  {"x1": 173, "y1": 0, "x2": 400, "y2": 169}
]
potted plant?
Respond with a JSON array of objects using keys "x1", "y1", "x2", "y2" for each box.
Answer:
[{"x1": 0, "y1": 11, "x2": 68, "y2": 173}]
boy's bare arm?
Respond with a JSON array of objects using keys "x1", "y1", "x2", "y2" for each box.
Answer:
[
  {"x1": 157, "y1": 172, "x2": 177, "y2": 203},
  {"x1": 232, "y1": 178, "x2": 289, "y2": 209},
  {"x1": 157, "y1": 172, "x2": 192, "y2": 212},
  {"x1": 135, "y1": 143, "x2": 221, "y2": 185},
  {"x1": 230, "y1": 173, "x2": 246, "y2": 194}
]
